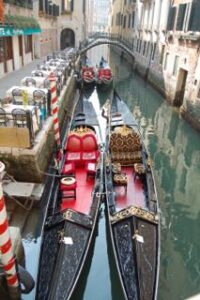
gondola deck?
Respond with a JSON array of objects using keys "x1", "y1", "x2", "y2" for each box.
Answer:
[
  {"x1": 114, "y1": 167, "x2": 146, "y2": 211},
  {"x1": 61, "y1": 167, "x2": 95, "y2": 214}
]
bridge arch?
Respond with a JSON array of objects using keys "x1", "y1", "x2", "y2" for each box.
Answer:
[
  {"x1": 60, "y1": 28, "x2": 75, "y2": 50},
  {"x1": 79, "y1": 39, "x2": 135, "y2": 61}
]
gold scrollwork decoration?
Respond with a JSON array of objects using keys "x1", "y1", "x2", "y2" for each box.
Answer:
[
  {"x1": 110, "y1": 206, "x2": 159, "y2": 224},
  {"x1": 63, "y1": 210, "x2": 73, "y2": 220}
]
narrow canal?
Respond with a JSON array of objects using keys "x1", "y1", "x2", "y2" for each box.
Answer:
[
  {"x1": 13, "y1": 45, "x2": 200, "y2": 300},
  {"x1": 72, "y1": 45, "x2": 200, "y2": 300}
]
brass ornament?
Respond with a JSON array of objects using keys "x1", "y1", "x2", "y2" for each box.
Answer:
[{"x1": 110, "y1": 206, "x2": 159, "y2": 224}]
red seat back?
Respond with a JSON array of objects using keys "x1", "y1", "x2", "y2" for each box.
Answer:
[
  {"x1": 66, "y1": 133, "x2": 82, "y2": 152},
  {"x1": 82, "y1": 133, "x2": 98, "y2": 152}
]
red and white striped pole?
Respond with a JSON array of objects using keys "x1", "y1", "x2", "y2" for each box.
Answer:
[
  {"x1": 49, "y1": 74, "x2": 61, "y2": 148},
  {"x1": 0, "y1": 161, "x2": 20, "y2": 299}
]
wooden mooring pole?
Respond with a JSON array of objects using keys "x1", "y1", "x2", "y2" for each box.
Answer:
[{"x1": 0, "y1": 161, "x2": 21, "y2": 299}]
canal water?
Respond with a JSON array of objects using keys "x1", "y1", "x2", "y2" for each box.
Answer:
[{"x1": 13, "y1": 45, "x2": 200, "y2": 300}]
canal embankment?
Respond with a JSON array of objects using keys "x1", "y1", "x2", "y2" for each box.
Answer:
[
  {"x1": 0, "y1": 55, "x2": 79, "y2": 182},
  {"x1": 112, "y1": 46, "x2": 200, "y2": 134}
]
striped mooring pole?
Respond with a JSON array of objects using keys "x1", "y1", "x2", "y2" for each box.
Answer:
[
  {"x1": 0, "y1": 161, "x2": 20, "y2": 299},
  {"x1": 49, "y1": 74, "x2": 61, "y2": 148}
]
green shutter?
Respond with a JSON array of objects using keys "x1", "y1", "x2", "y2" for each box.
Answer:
[
  {"x1": 167, "y1": 6, "x2": 176, "y2": 31},
  {"x1": 188, "y1": 0, "x2": 200, "y2": 31},
  {"x1": 176, "y1": 4, "x2": 186, "y2": 31}
]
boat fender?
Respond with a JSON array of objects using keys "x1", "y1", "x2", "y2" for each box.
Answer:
[{"x1": 18, "y1": 265, "x2": 35, "y2": 294}]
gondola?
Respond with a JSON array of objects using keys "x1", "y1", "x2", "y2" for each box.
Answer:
[
  {"x1": 104, "y1": 91, "x2": 160, "y2": 300},
  {"x1": 35, "y1": 93, "x2": 103, "y2": 299},
  {"x1": 96, "y1": 57, "x2": 113, "y2": 91}
]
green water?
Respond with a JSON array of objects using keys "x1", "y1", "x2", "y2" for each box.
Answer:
[{"x1": 73, "y1": 47, "x2": 200, "y2": 300}]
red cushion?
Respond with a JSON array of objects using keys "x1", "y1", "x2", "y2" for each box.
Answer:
[
  {"x1": 61, "y1": 162, "x2": 75, "y2": 175},
  {"x1": 66, "y1": 152, "x2": 81, "y2": 161},
  {"x1": 66, "y1": 134, "x2": 81, "y2": 152},
  {"x1": 82, "y1": 151, "x2": 96, "y2": 161},
  {"x1": 82, "y1": 133, "x2": 97, "y2": 152},
  {"x1": 86, "y1": 162, "x2": 96, "y2": 174}
]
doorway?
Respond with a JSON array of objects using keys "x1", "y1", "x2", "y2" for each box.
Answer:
[
  {"x1": 174, "y1": 68, "x2": 188, "y2": 107},
  {"x1": 60, "y1": 28, "x2": 75, "y2": 50}
]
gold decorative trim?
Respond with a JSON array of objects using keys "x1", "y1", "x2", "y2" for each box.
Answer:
[
  {"x1": 114, "y1": 125, "x2": 132, "y2": 136},
  {"x1": 110, "y1": 206, "x2": 159, "y2": 224},
  {"x1": 72, "y1": 126, "x2": 92, "y2": 136},
  {"x1": 63, "y1": 210, "x2": 73, "y2": 221}
]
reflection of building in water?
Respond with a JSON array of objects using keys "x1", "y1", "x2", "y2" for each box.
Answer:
[{"x1": 153, "y1": 103, "x2": 200, "y2": 219}]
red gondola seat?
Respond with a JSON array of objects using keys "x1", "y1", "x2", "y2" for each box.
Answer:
[
  {"x1": 61, "y1": 162, "x2": 75, "y2": 175},
  {"x1": 85, "y1": 162, "x2": 96, "y2": 180},
  {"x1": 65, "y1": 133, "x2": 82, "y2": 165},
  {"x1": 82, "y1": 133, "x2": 99, "y2": 162}
]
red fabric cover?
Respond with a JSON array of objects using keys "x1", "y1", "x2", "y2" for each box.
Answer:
[
  {"x1": 66, "y1": 134, "x2": 81, "y2": 152},
  {"x1": 86, "y1": 162, "x2": 96, "y2": 174},
  {"x1": 66, "y1": 152, "x2": 81, "y2": 161},
  {"x1": 82, "y1": 133, "x2": 98, "y2": 152},
  {"x1": 61, "y1": 162, "x2": 75, "y2": 175},
  {"x1": 82, "y1": 151, "x2": 97, "y2": 161}
]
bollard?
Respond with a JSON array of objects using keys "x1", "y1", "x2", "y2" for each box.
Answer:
[
  {"x1": 0, "y1": 161, "x2": 21, "y2": 299},
  {"x1": 49, "y1": 74, "x2": 61, "y2": 148}
]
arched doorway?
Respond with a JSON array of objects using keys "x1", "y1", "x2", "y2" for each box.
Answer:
[{"x1": 60, "y1": 28, "x2": 75, "y2": 50}]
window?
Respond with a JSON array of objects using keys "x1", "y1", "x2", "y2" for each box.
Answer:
[
  {"x1": 62, "y1": 0, "x2": 74, "y2": 13},
  {"x1": 0, "y1": 38, "x2": 4, "y2": 63},
  {"x1": 139, "y1": 39, "x2": 142, "y2": 53},
  {"x1": 188, "y1": 0, "x2": 200, "y2": 32},
  {"x1": 0, "y1": 37, "x2": 13, "y2": 61},
  {"x1": 176, "y1": 4, "x2": 187, "y2": 31},
  {"x1": 164, "y1": 53, "x2": 169, "y2": 70},
  {"x1": 151, "y1": 43, "x2": 156, "y2": 61},
  {"x1": 167, "y1": 6, "x2": 176, "y2": 30},
  {"x1": 143, "y1": 41, "x2": 146, "y2": 56},
  {"x1": 116, "y1": 12, "x2": 121, "y2": 26},
  {"x1": 173, "y1": 55, "x2": 179, "y2": 76},
  {"x1": 132, "y1": 11, "x2": 135, "y2": 28},
  {"x1": 24, "y1": 35, "x2": 32, "y2": 54},
  {"x1": 123, "y1": 15, "x2": 127, "y2": 28},
  {"x1": 146, "y1": 41, "x2": 150, "y2": 57},
  {"x1": 160, "y1": 45, "x2": 165, "y2": 64},
  {"x1": 128, "y1": 14, "x2": 131, "y2": 28}
]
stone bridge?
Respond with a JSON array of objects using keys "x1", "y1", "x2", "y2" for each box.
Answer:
[{"x1": 78, "y1": 32, "x2": 135, "y2": 60}]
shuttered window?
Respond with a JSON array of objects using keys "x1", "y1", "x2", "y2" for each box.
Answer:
[
  {"x1": 45, "y1": 0, "x2": 48, "y2": 13},
  {"x1": 173, "y1": 55, "x2": 179, "y2": 76},
  {"x1": 176, "y1": 4, "x2": 186, "y2": 31},
  {"x1": 188, "y1": 0, "x2": 200, "y2": 32},
  {"x1": 128, "y1": 14, "x2": 131, "y2": 28},
  {"x1": 116, "y1": 12, "x2": 120, "y2": 26},
  {"x1": 167, "y1": 6, "x2": 176, "y2": 31},
  {"x1": 132, "y1": 11, "x2": 135, "y2": 28},
  {"x1": 39, "y1": 0, "x2": 44, "y2": 11}
]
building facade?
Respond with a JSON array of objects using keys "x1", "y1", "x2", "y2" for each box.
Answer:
[
  {"x1": 92, "y1": 0, "x2": 111, "y2": 33},
  {"x1": 0, "y1": 0, "x2": 87, "y2": 78},
  {"x1": 110, "y1": 0, "x2": 200, "y2": 129},
  {"x1": 0, "y1": 0, "x2": 41, "y2": 78}
]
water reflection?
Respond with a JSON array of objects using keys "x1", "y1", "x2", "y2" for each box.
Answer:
[{"x1": 109, "y1": 50, "x2": 200, "y2": 300}]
